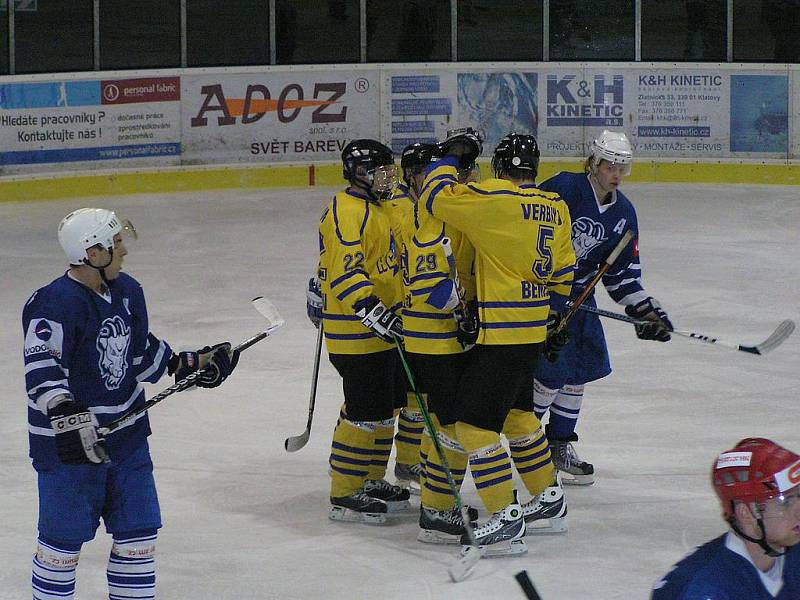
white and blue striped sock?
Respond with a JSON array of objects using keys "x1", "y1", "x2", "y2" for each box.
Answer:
[
  {"x1": 107, "y1": 531, "x2": 157, "y2": 600},
  {"x1": 32, "y1": 537, "x2": 81, "y2": 600}
]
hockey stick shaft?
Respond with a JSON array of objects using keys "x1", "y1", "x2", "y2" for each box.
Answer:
[
  {"x1": 99, "y1": 298, "x2": 284, "y2": 435},
  {"x1": 284, "y1": 323, "x2": 324, "y2": 452},
  {"x1": 515, "y1": 570, "x2": 544, "y2": 600},
  {"x1": 576, "y1": 304, "x2": 795, "y2": 355},
  {"x1": 557, "y1": 229, "x2": 634, "y2": 332},
  {"x1": 393, "y1": 340, "x2": 480, "y2": 582},
  {"x1": 441, "y1": 237, "x2": 468, "y2": 315}
]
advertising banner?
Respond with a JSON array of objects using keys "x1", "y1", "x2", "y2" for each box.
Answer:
[
  {"x1": 182, "y1": 70, "x2": 381, "y2": 164},
  {"x1": 0, "y1": 76, "x2": 181, "y2": 172}
]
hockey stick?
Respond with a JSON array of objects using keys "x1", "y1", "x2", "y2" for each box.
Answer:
[
  {"x1": 576, "y1": 304, "x2": 795, "y2": 355},
  {"x1": 393, "y1": 339, "x2": 481, "y2": 583},
  {"x1": 515, "y1": 570, "x2": 544, "y2": 600},
  {"x1": 441, "y1": 237, "x2": 469, "y2": 316},
  {"x1": 554, "y1": 229, "x2": 634, "y2": 334},
  {"x1": 284, "y1": 323, "x2": 324, "y2": 452},
  {"x1": 98, "y1": 297, "x2": 285, "y2": 436}
]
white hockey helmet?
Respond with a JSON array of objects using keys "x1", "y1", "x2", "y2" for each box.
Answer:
[
  {"x1": 58, "y1": 208, "x2": 131, "y2": 265},
  {"x1": 590, "y1": 130, "x2": 633, "y2": 176}
]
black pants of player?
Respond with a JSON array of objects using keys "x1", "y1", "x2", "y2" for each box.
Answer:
[
  {"x1": 457, "y1": 343, "x2": 542, "y2": 433},
  {"x1": 405, "y1": 351, "x2": 467, "y2": 426},
  {"x1": 328, "y1": 350, "x2": 399, "y2": 422}
]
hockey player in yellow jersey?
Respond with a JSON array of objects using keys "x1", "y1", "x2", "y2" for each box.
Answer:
[
  {"x1": 418, "y1": 132, "x2": 576, "y2": 555},
  {"x1": 316, "y1": 139, "x2": 411, "y2": 524}
]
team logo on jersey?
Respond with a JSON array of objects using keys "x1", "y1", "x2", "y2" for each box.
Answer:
[
  {"x1": 96, "y1": 316, "x2": 131, "y2": 391},
  {"x1": 572, "y1": 217, "x2": 607, "y2": 260},
  {"x1": 24, "y1": 318, "x2": 63, "y2": 358}
]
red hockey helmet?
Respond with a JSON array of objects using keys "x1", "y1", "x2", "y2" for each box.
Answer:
[{"x1": 712, "y1": 438, "x2": 800, "y2": 519}]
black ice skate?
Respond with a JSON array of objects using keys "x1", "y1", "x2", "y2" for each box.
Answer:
[
  {"x1": 418, "y1": 505, "x2": 478, "y2": 545},
  {"x1": 394, "y1": 462, "x2": 423, "y2": 495},
  {"x1": 329, "y1": 489, "x2": 387, "y2": 524},
  {"x1": 522, "y1": 477, "x2": 568, "y2": 534},
  {"x1": 547, "y1": 426, "x2": 595, "y2": 486},
  {"x1": 362, "y1": 478, "x2": 412, "y2": 513},
  {"x1": 460, "y1": 492, "x2": 527, "y2": 557}
]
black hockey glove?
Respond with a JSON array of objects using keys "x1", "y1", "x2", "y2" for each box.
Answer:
[
  {"x1": 355, "y1": 296, "x2": 403, "y2": 343},
  {"x1": 625, "y1": 297, "x2": 673, "y2": 342},
  {"x1": 48, "y1": 398, "x2": 108, "y2": 464},
  {"x1": 544, "y1": 310, "x2": 570, "y2": 363},
  {"x1": 170, "y1": 342, "x2": 240, "y2": 388},
  {"x1": 439, "y1": 128, "x2": 483, "y2": 171},
  {"x1": 455, "y1": 300, "x2": 479, "y2": 349},
  {"x1": 306, "y1": 276, "x2": 323, "y2": 328}
]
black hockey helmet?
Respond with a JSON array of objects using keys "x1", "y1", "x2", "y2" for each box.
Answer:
[
  {"x1": 341, "y1": 139, "x2": 397, "y2": 201},
  {"x1": 491, "y1": 133, "x2": 540, "y2": 181},
  {"x1": 400, "y1": 142, "x2": 440, "y2": 189}
]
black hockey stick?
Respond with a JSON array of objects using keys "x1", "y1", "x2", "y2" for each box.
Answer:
[
  {"x1": 394, "y1": 339, "x2": 481, "y2": 583},
  {"x1": 515, "y1": 570, "x2": 543, "y2": 600},
  {"x1": 577, "y1": 304, "x2": 795, "y2": 355},
  {"x1": 98, "y1": 297, "x2": 284, "y2": 436},
  {"x1": 284, "y1": 323, "x2": 324, "y2": 452}
]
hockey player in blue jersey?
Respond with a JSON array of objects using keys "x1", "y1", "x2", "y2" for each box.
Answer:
[
  {"x1": 24, "y1": 208, "x2": 239, "y2": 600},
  {"x1": 652, "y1": 437, "x2": 800, "y2": 599},
  {"x1": 533, "y1": 130, "x2": 673, "y2": 485}
]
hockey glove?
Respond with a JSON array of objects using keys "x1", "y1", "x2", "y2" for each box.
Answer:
[
  {"x1": 170, "y1": 342, "x2": 240, "y2": 389},
  {"x1": 48, "y1": 398, "x2": 108, "y2": 464},
  {"x1": 455, "y1": 300, "x2": 479, "y2": 350},
  {"x1": 439, "y1": 128, "x2": 483, "y2": 171},
  {"x1": 544, "y1": 310, "x2": 570, "y2": 363},
  {"x1": 625, "y1": 297, "x2": 673, "y2": 342},
  {"x1": 354, "y1": 296, "x2": 403, "y2": 343},
  {"x1": 306, "y1": 276, "x2": 323, "y2": 328}
]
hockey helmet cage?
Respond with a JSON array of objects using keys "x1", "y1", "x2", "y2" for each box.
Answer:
[
  {"x1": 58, "y1": 208, "x2": 136, "y2": 266},
  {"x1": 491, "y1": 133, "x2": 540, "y2": 180},
  {"x1": 400, "y1": 142, "x2": 440, "y2": 188},
  {"x1": 341, "y1": 139, "x2": 397, "y2": 201},
  {"x1": 712, "y1": 437, "x2": 800, "y2": 519},
  {"x1": 590, "y1": 130, "x2": 633, "y2": 175}
]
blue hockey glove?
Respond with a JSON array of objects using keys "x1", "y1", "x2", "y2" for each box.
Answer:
[
  {"x1": 544, "y1": 310, "x2": 570, "y2": 362},
  {"x1": 170, "y1": 342, "x2": 240, "y2": 388},
  {"x1": 625, "y1": 297, "x2": 673, "y2": 342},
  {"x1": 354, "y1": 296, "x2": 403, "y2": 343},
  {"x1": 48, "y1": 397, "x2": 108, "y2": 464},
  {"x1": 306, "y1": 277, "x2": 323, "y2": 328}
]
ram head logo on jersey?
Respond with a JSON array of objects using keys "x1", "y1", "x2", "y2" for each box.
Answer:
[
  {"x1": 572, "y1": 217, "x2": 607, "y2": 261},
  {"x1": 96, "y1": 316, "x2": 131, "y2": 390}
]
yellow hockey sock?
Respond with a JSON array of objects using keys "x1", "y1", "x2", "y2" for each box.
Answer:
[
  {"x1": 366, "y1": 418, "x2": 395, "y2": 480},
  {"x1": 329, "y1": 419, "x2": 375, "y2": 498},
  {"x1": 456, "y1": 421, "x2": 514, "y2": 514},
  {"x1": 421, "y1": 423, "x2": 468, "y2": 511},
  {"x1": 394, "y1": 406, "x2": 425, "y2": 466},
  {"x1": 503, "y1": 409, "x2": 555, "y2": 496}
]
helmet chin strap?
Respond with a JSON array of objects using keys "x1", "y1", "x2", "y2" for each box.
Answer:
[
  {"x1": 728, "y1": 514, "x2": 785, "y2": 558},
  {"x1": 83, "y1": 249, "x2": 114, "y2": 287}
]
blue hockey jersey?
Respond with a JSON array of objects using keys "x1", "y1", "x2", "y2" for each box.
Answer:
[
  {"x1": 539, "y1": 172, "x2": 647, "y2": 307},
  {"x1": 23, "y1": 272, "x2": 172, "y2": 469},
  {"x1": 652, "y1": 532, "x2": 800, "y2": 599}
]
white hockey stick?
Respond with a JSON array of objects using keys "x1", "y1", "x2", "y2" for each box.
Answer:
[
  {"x1": 285, "y1": 323, "x2": 324, "y2": 452},
  {"x1": 99, "y1": 297, "x2": 284, "y2": 435},
  {"x1": 577, "y1": 304, "x2": 795, "y2": 355}
]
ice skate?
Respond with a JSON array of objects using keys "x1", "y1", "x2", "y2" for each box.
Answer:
[
  {"x1": 522, "y1": 478, "x2": 568, "y2": 534},
  {"x1": 460, "y1": 492, "x2": 527, "y2": 557},
  {"x1": 329, "y1": 489, "x2": 387, "y2": 524},
  {"x1": 418, "y1": 505, "x2": 479, "y2": 545},
  {"x1": 394, "y1": 462, "x2": 423, "y2": 495},
  {"x1": 363, "y1": 478, "x2": 412, "y2": 513},
  {"x1": 548, "y1": 431, "x2": 594, "y2": 486}
]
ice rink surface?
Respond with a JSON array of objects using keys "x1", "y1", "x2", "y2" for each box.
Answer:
[{"x1": 1, "y1": 182, "x2": 798, "y2": 599}]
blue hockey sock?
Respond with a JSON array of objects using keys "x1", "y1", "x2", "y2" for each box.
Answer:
[
  {"x1": 32, "y1": 537, "x2": 81, "y2": 600},
  {"x1": 547, "y1": 384, "x2": 584, "y2": 439},
  {"x1": 107, "y1": 530, "x2": 157, "y2": 599}
]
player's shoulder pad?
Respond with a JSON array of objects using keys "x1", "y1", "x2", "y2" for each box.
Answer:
[
  {"x1": 23, "y1": 275, "x2": 82, "y2": 322},
  {"x1": 331, "y1": 190, "x2": 371, "y2": 244},
  {"x1": 539, "y1": 170, "x2": 581, "y2": 193}
]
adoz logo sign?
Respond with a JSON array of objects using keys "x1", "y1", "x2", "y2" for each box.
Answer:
[
  {"x1": 190, "y1": 81, "x2": 348, "y2": 127},
  {"x1": 547, "y1": 74, "x2": 624, "y2": 127}
]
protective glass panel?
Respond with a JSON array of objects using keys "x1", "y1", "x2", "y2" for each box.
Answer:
[
  {"x1": 550, "y1": 0, "x2": 634, "y2": 61},
  {"x1": 100, "y1": 0, "x2": 180, "y2": 69},
  {"x1": 642, "y1": 0, "x2": 726, "y2": 61},
  {"x1": 276, "y1": 0, "x2": 359, "y2": 64},
  {"x1": 733, "y1": 0, "x2": 800, "y2": 62},
  {"x1": 367, "y1": 0, "x2": 451, "y2": 63},
  {"x1": 14, "y1": 0, "x2": 93, "y2": 73},
  {"x1": 187, "y1": 0, "x2": 269, "y2": 67},
  {"x1": 457, "y1": 0, "x2": 543, "y2": 61}
]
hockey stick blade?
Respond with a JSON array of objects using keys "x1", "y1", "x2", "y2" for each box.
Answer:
[
  {"x1": 734, "y1": 319, "x2": 794, "y2": 355},
  {"x1": 252, "y1": 296, "x2": 285, "y2": 331},
  {"x1": 448, "y1": 545, "x2": 481, "y2": 583},
  {"x1": 515, "y1": 570, "x2": 544, "y2": 600}
]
